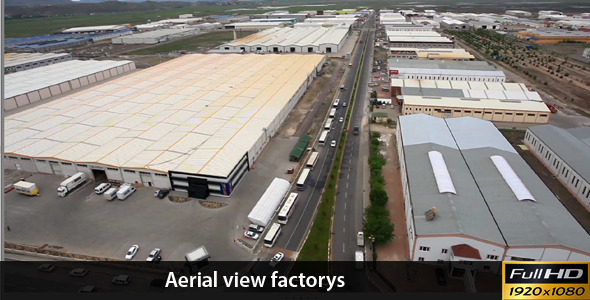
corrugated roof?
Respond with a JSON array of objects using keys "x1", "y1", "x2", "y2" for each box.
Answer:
[
  {"x1": 4, "y1": 59, "x2": 134, "y2": 99},
  {"x1": 4, "y1": 54, "x2": 325, "y2": 178},
  {"x1": 4, "y1": 52, "x2": 71, "y2": 68},
  {"x1": 403, "y1": 95, "x2": 550, "y2": 112},
  {"x1": 528, "y1": 125, "x2": 590, "y2": 182},
  {"x1": 400, "y1": 114, "x2": 590, "y2": 253}
]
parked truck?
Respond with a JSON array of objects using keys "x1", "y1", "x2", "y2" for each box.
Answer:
[
  {"x1": 357, "y1": 231, "x2": 365, "y2": 247},
  {"x1": 355, "y1": 251, "x2": 364, "y2": 269},
  {"x1": 57, "y1": 172, "x2": 87, "y2": 197},
  {"x1": 14, "y1": 181, "x2": 40, "y2": 196}
]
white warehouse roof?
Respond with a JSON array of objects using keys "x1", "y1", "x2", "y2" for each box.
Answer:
[
  {"x1": 4, "y1": 59, "x2": 135, "y2": 99},
  {"x1": 4, "y1": 54, "x2": 325, "y2": 178}
]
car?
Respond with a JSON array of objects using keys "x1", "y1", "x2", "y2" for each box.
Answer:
[
  {"x1": 342, "y1": 102, "x2": 347, "y2": 107},
  {"x1": 244, "y1": 230, "x2": 260, "y2": 240},
  {"x1": 435, "y1": 268, "x2": 447, "y2": 286},
  {"x1": 125, "y1": 245, "x2": 139, "y2": 260},
  {"x1": 248, "y1": 224, "x2": 264, "y2": 233},
  {"x1": 330, "y1": 140, "x2": 336, "y2": 147},
  {"x1": 154, "y1": 189, "x2": 169, "y2": 199},
  {"x1": 112, "y1": 275, "x2": 131, "y2": 286},
  {"x1": 339, "y1": 117, "x2": 344, "y2": 123},
  {"x1": 38, "y1": 264, "x2": 55, "y2": 273},
  {"x1": 146, "y1": 248, "x2": 162, "y2": 262},
  {"x1": 70, "y1": 268, "x2": 88, "y2": 277},
  {"x1": 78, "y1": 285, "x2": 95, "y2": 293},
  {"x1": 94, "y1": 183, "x2": 112, "y2": 194},
  {"x1": 269, "y1": 252, "x2": 284, "y2": 267}
]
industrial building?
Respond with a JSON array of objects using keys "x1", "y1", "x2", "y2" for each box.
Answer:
[
  {"x1": 112, "y1": 28, "x2": 207, "y2": 44},
  {"x1": 4, "y1": 59, "x2": 136, "y2": 111},
  {"x1": 439, "y1": 17, "x2": 467, "y2": 31},
  {"x1": 61, "y1": 25, "x2": 130, "y2": 34},
  {"x1": 386, "y1": 31, "x2": 455, "y2": 48},
  {"x1": 4, "y1": 54, "x2": 325, "y2": 199},
  {"x1": 397, "y1": 114, "x2": 590, "y2": 265},
  {"x1": 379, "y1": 12, "x2": 407, "y2": 24},
  {"x1": 4, "y1": 52, "x2": 72, "y2": 74},
  {"x1": 518, "y1": 29, "x2": 590, "y2": 43},
  {"x1": 217, "y1": 26, "x2": 350, "y2": 54},
  {"x1": 388, "y1": 59, "x2": 506, "y2": 82},
  {"x1": 524, "y1": 125, "x2": 590, "y2": 210},
  {"x1": 388, "y1": 48, "x2": 474, "y2": 60}
]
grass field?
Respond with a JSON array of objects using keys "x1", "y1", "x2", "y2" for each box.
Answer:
[{"x1": 125, "y1": 31, "x2": 235, "y2": 55}]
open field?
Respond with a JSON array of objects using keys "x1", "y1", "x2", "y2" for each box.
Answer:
[{"x1": 125, "y1": 31, "x2": 235, "y2": 55}]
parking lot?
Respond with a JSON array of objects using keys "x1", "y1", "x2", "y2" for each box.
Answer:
[{"x1": 4, "y1": 114, "x2": 307, "y2": 263}]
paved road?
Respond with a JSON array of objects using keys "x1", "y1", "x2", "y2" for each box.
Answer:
[{"x1": 332, "y1": 14, "x2": 375, "y2": 262}]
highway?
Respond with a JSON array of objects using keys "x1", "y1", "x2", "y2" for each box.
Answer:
[{"x1": 332, "y1": 13, "x2": 375, "y2": 262}]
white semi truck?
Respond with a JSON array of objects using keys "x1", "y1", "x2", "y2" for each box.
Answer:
[
  {"x1": 14, "y1": 181, "x2": 40, "y2": 196},
  {"x1": 57, "y1": 172, "x2": 87, "y2": 197}
]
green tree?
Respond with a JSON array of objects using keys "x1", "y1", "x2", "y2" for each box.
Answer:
[{"x1": 364, "y1": 206, "x2": 395, "y2": 244}]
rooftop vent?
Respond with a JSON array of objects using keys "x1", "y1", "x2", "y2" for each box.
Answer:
[{"x1": 425, "y1": 206, "x2": 437, "y2": 221}]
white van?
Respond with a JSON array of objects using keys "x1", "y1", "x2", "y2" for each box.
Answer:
[
  {"x1": 94, "y1": 183, "x2": 111, "y2": 194},
  {"x1": 103, "y1": 187, "x2": 118, "y2": 201},
  {"x1": 116, "y1": 184, "x2": 136, "y2": 201}
]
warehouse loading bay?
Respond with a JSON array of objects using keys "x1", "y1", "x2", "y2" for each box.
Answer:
[{"x1": 3, "y1": 32, "x2": 359, "y2": 262}]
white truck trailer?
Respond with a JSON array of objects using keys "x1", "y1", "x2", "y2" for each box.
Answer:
[
  {"x1": 14, "y1": 181, "x2": 40, "y2": 196},
  {"x1": 57, "y1": 172, "x2": 87, "y2": 197}
]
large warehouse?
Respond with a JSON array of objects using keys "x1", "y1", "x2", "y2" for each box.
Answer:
[
  {"x1": 397, "y1": 114, "x2": 590, "y2": 266},
  {"x1": 524, "y1": 125, "x2": 590, "y2": 210},
  {"x1": 4, "y1": 52, "x2": 72, "y2": 74},
  {"x1": 217, "y1": 26, "x2": 351, "y2": 54},
  {"x1": 388, "y1": 59, "x2": 506, "y2": 82},
  {"x1": 4, "y1": 59, "x2": 136, "y2": 111},
  {"x1": 388, "y1": 48, "x2": 475, "y2": 60},
  {"x1": 4, "y1": 54, "x2": 326, "y2": 198}
]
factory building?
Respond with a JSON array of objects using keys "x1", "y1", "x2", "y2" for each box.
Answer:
[
  {"x1": 518, "y1": 29, "x2": 590, "y2": 43},
  {"x1": 388, "y1": 59, "x2": 506, "y2": 82},
  {"x1": 4, "y1": 54, "x2": 325, "y2": 199},
  {"x1": 397, "y1": 114, "x2": 590, "y2": 265},
  {"x1": 524, "y1": 125, "x2": 590, "y2": 210},
  {"x1": 4, "y1": 59, "x2": 136, "y2": 111},
  {"x1": 112, "y1": 28, "x2": 205, "y2": 44},
  {"x1": 217, "y1": 26, "x2": 350, "y2": 54},
  {"x1": 388, "y1": 48, "x2": 475, "y2": 60},
  {"x1": 4, "y1": 52, "x2": 72, "y2": 74}
]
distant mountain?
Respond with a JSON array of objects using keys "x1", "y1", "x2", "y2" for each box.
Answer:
[{"x1": 5, "y1": 0, "x2": 228, "y2": 7}]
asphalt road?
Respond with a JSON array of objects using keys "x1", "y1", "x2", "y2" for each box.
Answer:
[{"x1": 332, "y1": 14, "x2": 375, "y2": 262}]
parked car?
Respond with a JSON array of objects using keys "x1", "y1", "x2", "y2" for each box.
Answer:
[
  {"x1": 248, "y1": 224, "x2": 264, "y2": 233},
  {"x1": 146, "y1": 248, "x2": 161, "y2": 262},
  {"x1": 70, "y1": 268, "x2": 88, "y2": 277},
  {"x1": 112, "y1": 275, "x2": 131, "y2": 286},
  {"x1": 342, "y1": 102, "x2": 347, "y2": 107},
  {"x1": 330, "y1": 140, "x2": 337, "y2": 147},
  {"x1": 94, "y1": 183, "x2": 112, "y2": 194},
  {"x1": 38, "y1": 264, "x2": 55, "y2": 273},
  {"x1": 339, "y1": 117, "x2": 344, "y2": 123},
  {"x1": 244, "y1": 230, "x2": 260, "y2": 240},
  {"x1": 125, "y1": 245, "x2": 139, "y2": 260},
  {"x1": 154, "y1": 189, "x2": 169, "y2": 199},
  {"x1": 78, "y1": 285, "x2": 95, "y2": 293},
  {"x1": 269, "y1": 252, "x2": 284, "y2": 267}
]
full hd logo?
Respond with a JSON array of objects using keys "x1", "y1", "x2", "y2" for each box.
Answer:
[{"x1": 503, "y1": 262, "x2": 590, "y2": 300}]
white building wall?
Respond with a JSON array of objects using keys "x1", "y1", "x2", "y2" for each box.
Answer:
[
  {"x1": 34, "y1": 160, "x2": 53, "y2": 174},
  {"x1": 505, "y1": 248, "x2": 544, "y2": 261},
  {"x1": 524, "y1": 130, "x2": 590, "y2": 209},
  {"x1": 568, "y1": 251, "x2": 590, "y2": 261},
  {"x1": 414, "y1": 236, "x2": 504, "y2": 261},
  {"x1": 152, "y1": 173, "x2": 171, "y2": 189},
  {"x1": 121, "y1": 169, "x2": 142, "y2": 184},
  {"x1": 540, "y1": 248, "x2": 573, "y2": 261},
  {"x1": 60, "y1": 162, "x2": 78, "y2": 177},
  {"x1": 106, "y1": 167, "x2": 124, "y2": 182}
]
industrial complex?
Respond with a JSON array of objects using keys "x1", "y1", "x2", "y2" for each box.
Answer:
[
  {"x1": 4, "y1": 54, "x2": 326, "y2": 198},
  {"x1": 397, "y1": 114, "x2": 590, "y2": 263}
]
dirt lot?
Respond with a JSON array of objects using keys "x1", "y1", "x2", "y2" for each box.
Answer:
[{"x1": 500, "y1": 129, "x2": 590, "y2": 234}]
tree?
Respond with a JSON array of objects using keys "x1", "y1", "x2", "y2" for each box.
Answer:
[
  {"x1": 369, "y1": 187, "x2": 388, "y2": 206},
  {"x1": 364, "y1": 205, "x2": 395, "y2": 244}
]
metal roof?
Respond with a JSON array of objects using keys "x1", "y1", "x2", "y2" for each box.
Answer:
[
  {"x1": 400, "y1": 114, "x2": 590, "y2": 252},
  {"x1": 528, "y1": 125, "x2": 590, "y2": 183},
  {"x1": 4, "y1": 59, "x2": 134, "y2": 99},
  {"x1": 224, "y1": 26, "x2": 349, "y2": 48},
  {"x1": 402, "y1": 95, "x2": 550, "y2": 112},
  {"x1": 4, "y1": 52, "x2": 71, "y2": 68},
  {"x1": 400, "y1": 86, "x2": 542, "y2": 101},
  {"x1": 4, "y1": 54, "x2": 325, "y2": 178},
  {"x1": 389, "y1": 58, "x2": 497, "y2": 71}
]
